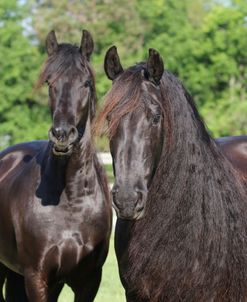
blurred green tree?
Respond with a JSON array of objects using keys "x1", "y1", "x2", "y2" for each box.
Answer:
[
  {"x1": 199, "y1": 5, "x2": 247, "y2": 135},
  {"x1": 137, "y1": 0, "x2": 247, "y2": 136},
  {"x1": 0, "y1": 0, "x2": 49, "y2": 148},
  {"x1": 0, "y1": 0, "x2": 246, "y2": 149}
]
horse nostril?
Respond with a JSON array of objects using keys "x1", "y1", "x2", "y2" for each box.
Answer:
[
  {"x1": 135, "y1": 199, "x2": 144, "y2": 213},
  {"x1": 111, "y1": 187, "x2": 119, "y2": 200},
  {"x1": 134, "y1": 187, "x2": 144, "y2": 200},
  {"x1": 68, "y1": 126, "x2": 78, "y2": 142},
  {"x1": 52, "y1": 127, "x2": 66, "y2": 141},
  {"x1": 134, "y1": 187, "x2": 146, "y2": 212},
  {"x1": 111, "y1": 184, "x2": 119, "y2": 194},
  {"x1": 111, "y1": 185, "x2": 119, "y2": 205}
]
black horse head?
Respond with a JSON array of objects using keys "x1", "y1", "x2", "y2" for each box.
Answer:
[
  {"x1": 38, "y1": 30, "x2": 96, "y2": 156},
  {"x1": 97, "y1": 46, "x2": 166, "y2": 220}
]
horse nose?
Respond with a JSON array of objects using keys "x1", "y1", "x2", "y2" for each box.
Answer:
[
  {"x1": 68, "y1": 126, "x2": 78, "y2": 143},
  {"x1": 134, "y1": 188, "x2": 145, "y2": 212},
  {"x1": 50, "y1": 125, "x2": 78, "y2": 143},
  {"x1": 111, "y1": 184, "x2": 145, "y2": 209},
  {"x1": 51, "y1": 127, "x2": 67, "y2": 141},
  {"x1": 111, "y1": 185, "x2": 119, "y2": 206}
]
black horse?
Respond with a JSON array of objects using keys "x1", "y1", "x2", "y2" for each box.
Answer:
[
  {"x1": 96, "y1": 46, "x2": 247, "y2": 301},
  {"x1": 0, "y1": 30, "x2": 112, "y2": 302}
]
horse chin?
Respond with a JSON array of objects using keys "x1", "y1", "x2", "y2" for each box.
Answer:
[
  {"x1": 52, "y1": 144, "x2": 73, "y2": 156},
  {"x1": 116, "y1": 209, "x2": 145, "y2": 221}
]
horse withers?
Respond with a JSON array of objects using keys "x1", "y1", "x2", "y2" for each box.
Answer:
[
  {"x1": 96, "y1": 46, "x2": 247, "y2": 301},
  {"x1": 0, "y1": 30, "x2": 112, "y2": 302}
]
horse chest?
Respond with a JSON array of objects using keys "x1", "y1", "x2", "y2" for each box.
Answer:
[
  {"x1": 25, "y1": 191, "x2": 107, "y2": 236},
  {"x1": 0, "y1": 144, "x2": 111, "y2": 278},
  {"x1": 17, "y1": 203, "x2": 108, "y2": 275},
  {"x1": 44, "y1": 230, "x2": 94, "y2": 276}
]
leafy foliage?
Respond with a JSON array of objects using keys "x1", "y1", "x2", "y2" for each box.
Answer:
[
  {"x1": 0, "y1": 0, "x2": 246, "y2": 149},
  {"x1": 0, "y1": 0, "x2": 49, "y2": 148}
]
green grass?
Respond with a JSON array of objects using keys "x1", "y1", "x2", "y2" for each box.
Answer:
[{"x1": 58, "y1": 236, "x2": 125, "y2": 302}]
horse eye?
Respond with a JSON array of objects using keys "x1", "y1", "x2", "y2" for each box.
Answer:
[
  {"x1": 45, "y1": 80, "x2": 54, "y2": 89},
  {"x1": 152, "y1": 114, "x2": 161, "y2": 125},
  {"x1": 84, "y1": 80, "x2": 92, "y2": 88},
  {"x1": 106, "y1": 114, "x2": 111, "y2": 122}
]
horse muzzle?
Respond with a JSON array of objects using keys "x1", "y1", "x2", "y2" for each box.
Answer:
[
  {"x1": 111, "y1": 185, "x2": 147, "y2": 220},
  {"x1": 49, "y1": 125, "x2": 78, "y2": 155}
]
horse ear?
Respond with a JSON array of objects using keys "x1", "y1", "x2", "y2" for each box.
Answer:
[
  {"x1": 46, "y1": 30, "x2": 58, "y2": 56},
  {"x1": 104, "y1": 46, "x2": 124, "y2": 81},
  {"x1": 146, "y1": 48, "x2": 164, "y2": 85},
  {"x1": 80, "y1": 30, "x2": 94, "y2": 61}
]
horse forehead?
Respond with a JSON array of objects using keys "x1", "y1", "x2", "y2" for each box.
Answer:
[
  {"x1": 59, "y1": 62, "x2": 90, "y2": 80},
  {"x1": 67, "y1": 68, "x2": 89, "y2": 81},
  {"x1": 141, "y1": 82, "x2": 162, "y2": 108},
  {"x1": 56, "y1": 72, "x2": 83, "y2": 89},
  {"x1": 119, "y1": 110, "x2": 148, "y2": 135}
]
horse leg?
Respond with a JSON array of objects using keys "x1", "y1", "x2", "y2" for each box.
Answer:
[
  {"x1": 24, "y1": 270, "x2": 63, "y2": 302},
  {"x1": 47, "y1": 283, "x2": 64, "y2": 302},
  {"x1": 24, "y1": 270, "x2": 49, "y2": 302},
  {"x1": 5, "y1": 270, "x2": 28, "y2": 302},
  {"x1": 71, "y1": 269, "x2": 102, "y2": 302},
  {"x1": 0, "y1": 263, "x2": 7, "y2": 302}
]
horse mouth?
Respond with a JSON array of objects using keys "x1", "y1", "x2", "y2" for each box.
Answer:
[
  {"x1": 113, "y1": 203, "x2": 145, "y2": 221},
  {"x1": 52, "y1": 144, "x2": 73, "y2": 156}
]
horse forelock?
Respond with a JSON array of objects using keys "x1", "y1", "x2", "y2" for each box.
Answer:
[
  {"x1": 36, "y1": 43, "x2": 93, "y2": 88},
  {"x1": 94, "y1": 63, "x2": 172, "y2": 142},
  {"x1": 93, "y1": 65, "x2": 142, "y2": 138}
]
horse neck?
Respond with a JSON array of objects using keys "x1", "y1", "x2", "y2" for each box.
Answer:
[
  {"x1": 70, "y1": 116, "x2": 95, "y2": 165},
  {"x1": 64, "y1": 117, "x2": 99, "y2": 200},
  {"x1": 41, "y1": 117, "x2": 97, "y2": 198}
]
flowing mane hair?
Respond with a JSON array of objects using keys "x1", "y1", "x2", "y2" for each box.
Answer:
[{"x1": 96, "y1": 63, "x2": 247, "y2": 301}]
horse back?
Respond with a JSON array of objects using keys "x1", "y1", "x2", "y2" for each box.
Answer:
[
  {"x1": 0, "y1": 140, "x2": 48, "y2": 183},
  {"x1": 216, "y1": 135, "x2": 247, "y2": 181}
]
